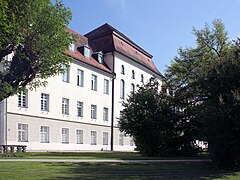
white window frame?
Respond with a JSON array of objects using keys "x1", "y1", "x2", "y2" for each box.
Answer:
[
  {"x1": 77, "y1": 69, "x2": 84, "y2": 87},
  {"x1": 103, "y1": 132, "x2": 108, "y2": 145},
  {"x1": 120, "y1": 79, "x2": 125, "y2": 99},
  {"x1": 77, "y1": 101, "x2": 83, "y2": 117},
  {"x1": 90, "y1": 131, "x2": 97, "y2": 145},
  {"x1": 62, "y1": 128, "x2": 69, "y2": 144},
  {"x1": 91, "y1": 105, "x2": 97, "y2": 119},
  {"x1": 103, "y1": 107, "x2": 108, "y2": 122},
  {"x1": 69, "y1": 42, "x2": 75, "y2": 51},
  {"x1": 62, "y1": 64, "x2": 70, "y2": 82},
  {"x1": 131, "y1": 83, "x2": 135, "y2": 93},
  {"x1": 18, "y1": 91, "x2": 28, "y2": 108},
  {"x1": 62, "y1": 98, "x2": 69, "y2": 115},
  {"x1": 91, "y1": 74, "x2": 97, "y2": 91},
  {"x1": 40, "y1": 126, "x2": 49, "y2": 143},
  {"x1": 119, "y1": 133, "x2": 124, "y2": 146},
  {"x1": 76, "y1": 129, "x2": 83, "y2": 144},
  {"x1": 103, "y1": 79, "x2": 109, "y2": 95},
  {"x1": 84, "y1": 46, "x2": 90, "y2": 58},
  {"x1": 41, "y1": 93, "x2": 49, "y2": 111},
  {"x1": 18, "y1": 123, "x2": 28, "y2": 142}
]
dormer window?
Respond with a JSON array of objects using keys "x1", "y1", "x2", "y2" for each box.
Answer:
[
  {"x1": 84, "y1": 45, "x2": 90, "y2": 58},
  {"x1": 98, "y1": 53, "x2": 103, "y2": 64},
  {"x1": 69, "y1": 42, "x2": 75, "y2": 51},
  {"x1": 92, "y1": 52, "x2": 104, "y2": 64}
]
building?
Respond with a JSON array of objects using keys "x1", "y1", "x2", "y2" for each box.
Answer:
[{"x1": 0, "y1": 23, "x2": 163, "y2": 151}]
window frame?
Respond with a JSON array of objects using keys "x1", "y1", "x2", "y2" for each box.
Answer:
[
  {"x1": 77, "y1": 101, "x2": 83, "y2": 117},
  {"x1": 62, "y1": 64, "x2": 70, "y2": 83},
  {"x1": 41, "y1": 93, "x2": 49, "y2": 111},
  {"x1": 18, "y1": 91, "x2": 28, "y2": 108},
  {"x1": 77, "y1": 69, "x2": 84, "y2": 87},
  {"x1": 40, "y1": 126, "x2": 49, "y2": 143},
  {"x1": 103, "y1": 132, "x2": 108, "y2": 145},
  {"x1": 120, "y1": 79, "x2": 125, "y2": 99},
  {"x1": 18, "y1": 123, "x2": 28, "y2": 142},
  {"x1": 76, "y1": 129, "x2": 83, "y2": 144},
  {"x1": 62, "y1": 128, "x2": 69, "y2": 144},
  {"x1": 90, "y1": 131, "x2": 97, "y2": 145},
  {"x1": 91, "y1": 105, "x2": 97, "y2": 119},
  {"x1": 62, "y1": 98, "x2": 69, "y2": 115},
  {"x1": 91, "y1": 74, "x2": 97, "y2": 91},
  {"x1": 103, "y1": 79, "x2": 109, "y2": 95}
]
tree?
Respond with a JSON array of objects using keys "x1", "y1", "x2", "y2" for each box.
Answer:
[
  {"x1": 166, "y1": 20, "x2": 240, "y2": 169},
  {"x1": 0, "y1": 0, "x2": 73, "y2": 101},
  {"x1": 119, "y1": 78, "x2": 199, "y2": 157}
]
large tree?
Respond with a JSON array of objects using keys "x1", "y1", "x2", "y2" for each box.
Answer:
[
  {"x1": 166, "y1": 20, "x2": 240, "y2": 169},
  {"x1": 0, "y1": 0, "x2": 73, "y2": 101},
  {"x1": 119, "y1": 78, "x2": 199, "y2": 157}
]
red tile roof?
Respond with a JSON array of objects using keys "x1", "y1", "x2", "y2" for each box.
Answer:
[
  {"x1": 66, "y1": 27, "x2": 112, "y2": 74},
  {"x1": 85, "y1": 23, "x2": 162, "y2": 76}
]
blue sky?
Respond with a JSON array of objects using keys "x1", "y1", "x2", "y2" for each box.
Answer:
[{"x1": 61, "y1": 0, "x2": 240, "y2": 73}]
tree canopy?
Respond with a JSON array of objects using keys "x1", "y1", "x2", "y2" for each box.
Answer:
[
  {"x1": 0, "y1": 0, "x2": 73, "y2": 101},
  {"x1": 119, "y1": 78, "x2": 199, "y2": 157},
  {"x1": 166, "y1": 20, "x2": 240, "y2": 169}
]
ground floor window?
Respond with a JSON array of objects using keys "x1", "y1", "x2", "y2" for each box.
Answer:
[
  {"x1": 103, "y1": 132, "x2": 108, "y2": 145},
  {"x1": 40, "y1": 126, "x2": 49, "y2": 143},
  {"x1": 90, "y1": 131, "x2": 97, "y2": 145},
  {"x1": 18, "y1": 123, "x2": 28, "y2": 142},
  {"x1": 62, "y1": 128, "x2": 69, "y2": 144},
  {"x1": 76, "y1": 129, "x2": 83, "y2": 144},
  {"x1": 119, "y1": 133, "x2": 124, "y2": 146}
]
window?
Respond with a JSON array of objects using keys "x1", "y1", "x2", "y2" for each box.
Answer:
[
  {"x1": 77, "y1": 101, "x2": 83, "y2": 117},
  {"x1": 91, "y1": 75, "x2": 97, "y2": 91},
  {"x1": 121, "y1": 65, "x2": 125, "y2": 75},
  {"x1": 103, "y1": 132, "x2": 108, "y2": 145},
  {"x1": 41, "y1": 93, "x2": 49, "y2": 111},
  {"x1": 76, "y1": 129, "x2": 83, "y2": 144},
  {"x1": 84, "y1": 46, "x2": 90, "y2": 58},
  {"x1": 120, "y1": 79, "x2": 125, "y2": 99},
  {"x1": 77, "y1": 69, "x2": 84, "y2": 87},
  {"x1": 62, "y1": 128, "x2": 69, "y2": 144},
  {"x1": 132, "y1": 70, "x2": 135, "y2": 79},
  {"x1": 90, "y1": 131, "x2": 97, "y2": 145},
  {"x1": 69, "y1": 42, "x2": 75, "y2": 51},
  {"x1": 103, "y1": 107, "x2": 109, "y2": 122},
  {"x1": 141, "y1": 74, "x2": 144, "y2": 83},
  {"x1": 103, "y1": 79, "x2": 109, "y2": 94},
  {"x1": 18, "y1": 123, "x2": 28, "y2": 142},
  {"x1": 18, "y1": 91, "x2": 27, "y2": 108},
  {"x1": 62, "y1": 64, "x2": 70, "y2": 82},
  {"x1": 62, "y1": 98, "x2": 69, "y2": 115},
  {"x1": 40, "y1": 126, "x2": 49, "y2": 143},
  {"x1": 91, "y1": 105, "x2": 97, "y2": 119},
  {"x1": 98, "y1": 53, "x2": 103, "y2": 63},
  {"x1": 119, "y1": 133, "x2": 124, "y2": 146},
  {"x1": 130, "y1": 138, "x2": 135, "y2": 146},
  {"x1": 131, "y1": 83, "x2": 135, "y2": 93}
]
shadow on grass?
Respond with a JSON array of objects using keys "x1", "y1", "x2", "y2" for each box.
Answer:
[{"x1": 44, "y1": 161, "x2": 237, "y2": 180}]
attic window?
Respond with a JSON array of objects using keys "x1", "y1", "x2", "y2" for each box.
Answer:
[
  {"x1": 69, "y1": 42, "x2": 75, "y2": 51},
  {"x1": 84, "y1": 45, "x2": 90, "y2": 58},
  {"x1": 121, "y1": 42, "x2": 124, "y2": 46},
  {"x1": 98, "y1": 53, "x2": 103, "y2": 64}
]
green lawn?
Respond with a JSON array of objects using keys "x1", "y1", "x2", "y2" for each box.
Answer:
[
  {"x1": 0, "y1": 161, "x2": 239, "y2": 179},
  {"x1": 0, "y1": 152, "x2": 239, "y2": 179},
  {"x1": 0, "y1": 151, "x2": 208, "y2": 160}
]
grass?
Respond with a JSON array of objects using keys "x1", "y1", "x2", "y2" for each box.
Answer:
[
  {"x1": 0, "y1": 161, "x2": 239, "y2": 179},
  {"x1": 0, "y1": 151, "x2": 208, "y2": 160},
  {"x1": 0, "y1": 152, "x2": 239, "y2": 179}
]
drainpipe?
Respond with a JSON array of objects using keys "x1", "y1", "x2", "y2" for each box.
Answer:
[{"x1": 110, "y1": 53, "x2": 116, "y2": 151}]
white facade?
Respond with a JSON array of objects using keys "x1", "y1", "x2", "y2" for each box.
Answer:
[{"x1": 0, "y1": 24, "x2": 163, "y2": 151}]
